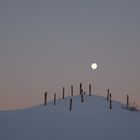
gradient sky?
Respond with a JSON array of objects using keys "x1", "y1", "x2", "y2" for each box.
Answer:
[{"x1": 0, "y1": 0, "x2": 140, "y2": 110}]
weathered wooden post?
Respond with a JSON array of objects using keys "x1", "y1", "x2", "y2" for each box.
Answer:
[
  {"x1": 54, "y1": 93, "x2": 56, "y2": 105},
  {"x1": 44, "y1": 92, "x2": 47, "y2": 106},
  {"x1": 69, "y1": 98, "x2": 72, "y2": 111},
  {"x1": 127, "y1": 94, "x2": 129, "y2": 107},
  {"x1": 109, "y1": 93, "x2": 112, "y2": 109},
  {"x1": 107, "y1": 89, "x2": 110, "y2": 101},
  {"x1": 89, "y1": 84, "x2": 91, "y2": 96},
  {"x1": 80, "y1": 83, "x2": 82, "y2": 95},
  {"x1": 71, "y1": 85, "x2": 73, "y2": 96},
  {"x1": 81, "y1": 89, "x2": 84, "y2": 103},
  {"x1": 62, "y1": 87, "x2": 65, "y2": 99}
]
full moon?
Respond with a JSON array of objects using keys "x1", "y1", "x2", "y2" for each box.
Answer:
[{"x1": 91, "y1": 63, "x2": 98, "y2": 70}]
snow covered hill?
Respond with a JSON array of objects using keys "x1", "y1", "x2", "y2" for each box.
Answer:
[{"x1": 0, "y1": 95, "x2": 140, "y2": 140}]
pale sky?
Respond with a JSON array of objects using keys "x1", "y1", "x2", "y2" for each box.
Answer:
[{"x1": 0, "y1": 0, "x2": 140, "y2": 109}]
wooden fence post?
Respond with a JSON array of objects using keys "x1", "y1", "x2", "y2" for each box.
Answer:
[
  {"x1": 62, "y1": 87, "x2": 65, "y2": 99},
  {"x1": 44, "y1": 92, "x2": 47, "y2": 106},
  {"x1": 81, "y1": 89, "x2": 84, "y2": 103},
  {"x1": 109, "y1": 93, "x2": 112, "y2": 109},
  {"x1": 89, "y1": 84, "x2": 91, "y2": 96},
  {"x1": 69, "y1": 98, "x2": 72, "y2": 111},
  {"x1": 80, "y1": 83, "x2": 82, "y2": 95},
  {"x1": 54, "y1": 93, "x2": 56, "y2": 105},
  {"x1": 127, "y1": 94, "x2": 129, "y2": 107},
  {"x1": 107, "y1": 89, "x2": 110, "y2": 101},
  {"x1": 71, "y1": 85, "x2": 73, "y2": 96}
]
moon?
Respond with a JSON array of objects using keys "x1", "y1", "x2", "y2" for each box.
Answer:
[{"x1": 91, "y1": 63, "x2": 98, "y2": 70}]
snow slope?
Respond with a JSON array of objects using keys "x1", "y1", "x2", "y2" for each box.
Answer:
[{"x1": 0, "y1": 95, "x2": 140, "y2": 140}]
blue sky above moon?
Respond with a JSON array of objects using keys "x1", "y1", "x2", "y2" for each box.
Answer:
[{"x1": 0, "y1": 0, "x2": 140, "y2": 109}]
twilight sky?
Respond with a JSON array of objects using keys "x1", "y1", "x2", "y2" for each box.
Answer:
[{"x1": 0, "y1": 0, "x2": 140, "y2": 110}]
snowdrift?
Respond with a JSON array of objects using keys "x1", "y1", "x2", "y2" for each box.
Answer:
[{"x1": 0, "y1": 95, "x2": 140, "y2": 140}]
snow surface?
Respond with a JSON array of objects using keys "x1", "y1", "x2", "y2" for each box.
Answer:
[{"x1": 0, "y1": 95, "x2": 140, "y2": 140}]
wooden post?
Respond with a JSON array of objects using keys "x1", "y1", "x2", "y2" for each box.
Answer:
[
  {"x1": 127, "y1": 94, "x2": 129, "y2": 107},
  {"x1": 89, "y1": 84, "x2": 91, "y2": 96},
  {"x1": 80, "y1": 83, "x2": 82, "y2": 95},
  {"x1": 71, "y1": 85, "x2": 73, "y2": 96},
  {"x1": 107, "y1": 89, "x2": 110, "y2": 101},
  {"x1": 62, "y1": 87, "x2": 65, "y2": 99},
  {"x1": 110, "y1": 100, "x2": 112, "y2": 109},
  {"x1": 109, "y1": 93, "x2": 111, "y2": 100},
  {"x1": 54, "y1": 93, "x2": 56, "y2": 105},
  {"x1": 44, "y1": 92, "x2": 47, "y2": 106},
  {"x1": 81, "y1": 89, "x2": 84, "y2": 103},
  {"x1": 109, "y1": 93, "x2": 112, "y2": 109},
  {"x1": 69, "y1": 98, "x2": 72, "y2": 111}
]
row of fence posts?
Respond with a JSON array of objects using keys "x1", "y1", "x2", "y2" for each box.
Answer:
[
  {"x1": 44, "y1": 85, "x2": 130, "y2": 111},
  {"x1": 44, "y1": 83, "x2": 91, "y2": 110},
  {"x1": 107, "y1": 89, "x2": 130, "y2": 110}
]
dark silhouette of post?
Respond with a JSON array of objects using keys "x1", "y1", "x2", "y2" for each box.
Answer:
[
  {"x1": 81, "y1": 89, "x2": 84, "y2": 103},
  {"x1": 69, "y1": 98, "x2": 72, "y2": 111},
  {"x1": 80, "y1": 83, "x2": 82, "y2": 95},
  {"x1": 109, "y1": 93, "x2": 112, "y2": 109},
  {"x1": 71, "y1": 85, "x2": 73, "y2": 96},
  {"x1": 127, "y1": 94, "x2": 129, "y2": 107},
  {"x1": 89, "y1": 84, "x2": 91, "y2": 96},
  {"x1": 44, "y1": 92, "x2": 47, "y2": 106},
  {"x1": 109, "y1": 93, "x2": 111, "y2": 100},
  {"x1": 54, "y1": 93, "x2": 56, "y2": 105},
  {"x1": 62, "y1": 87, "x2": 65, "y2": 99},
  {"x1": 110, "y1": 100, "x2": 112, "y2": 109},
  {"x1": 107, "y1": 89, "x2": 110, "y2": 101},
  {"x1": 84, "y1": 91, "x2": 86, "y2": 95}
]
